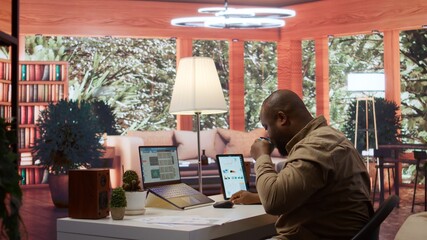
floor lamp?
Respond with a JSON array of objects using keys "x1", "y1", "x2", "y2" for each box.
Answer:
[{"x1": 169, "y1": 57, "x2": 227, "y2": 193}]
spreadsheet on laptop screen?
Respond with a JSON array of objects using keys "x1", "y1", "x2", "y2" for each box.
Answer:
[{"x1": 139, "y1": 146, "x2": 181, "y2": 185}]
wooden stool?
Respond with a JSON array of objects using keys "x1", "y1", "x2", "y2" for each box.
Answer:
[{"x1": 372, "y1": 148, "x2": 398, "y2": 205}]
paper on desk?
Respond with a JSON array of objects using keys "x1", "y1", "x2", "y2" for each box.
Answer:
[{"x1": 133, "y1": 215, "x2": 230, "y2": 225}]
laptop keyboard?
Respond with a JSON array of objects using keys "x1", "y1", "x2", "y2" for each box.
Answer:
[{"x1": 149, "y1": 183, "x2": 200, "y2": 199}]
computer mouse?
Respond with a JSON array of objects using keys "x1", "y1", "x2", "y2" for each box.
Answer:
[{"x1": 213, "y1": 200, "x2": 234, "y2": 208}]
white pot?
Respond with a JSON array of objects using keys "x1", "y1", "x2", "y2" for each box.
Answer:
[{"x1": 125, "y1": 191, "x2": 147, "y2": 215}]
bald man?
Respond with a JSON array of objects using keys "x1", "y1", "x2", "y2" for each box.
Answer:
[{"x1": 232, "y1": 90, "x2": 373, "y2": 240}]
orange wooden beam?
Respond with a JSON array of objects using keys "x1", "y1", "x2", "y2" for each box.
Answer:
[
  {"x1": 228, "y1": 40, "x2": 245, "y2": 131},
  {"x1": 277, "y1": 39, "x2": 303, "y2": 97},
  {"x1": 383, "y1": 30, "x2": 401, "y2": 111},
  {"x1": 315, "y1": 37, "x2": 330, "y2": 122},
  {"x1": 175, "y1": 38, "x2": 193, "y2": 131}
]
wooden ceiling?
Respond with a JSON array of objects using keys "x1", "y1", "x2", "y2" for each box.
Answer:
[
  {"x1": 1, "y1": 0, "x2": 426, "y2": 41},
  {"x1": 133, "y1": 0, "x2": 319, "y2": 7}
]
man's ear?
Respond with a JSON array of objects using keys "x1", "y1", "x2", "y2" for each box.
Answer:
[{"x1": 277, "y1": 111, "x2": 288, "y2": 126}]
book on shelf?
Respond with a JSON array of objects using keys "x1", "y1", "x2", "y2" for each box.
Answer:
[
  {"x1": 20, "y1": 168, "x2": 26, "y2": 185},
  {"x1": 20, "y1": 152, "x2": 33, "y2": 166}
]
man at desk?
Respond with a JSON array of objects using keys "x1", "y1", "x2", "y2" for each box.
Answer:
[{"x1": 231, "y1": 90, "x2": 372, "y2": 240}]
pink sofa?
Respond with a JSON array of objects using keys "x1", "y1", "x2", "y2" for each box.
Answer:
[{"x1": 107, "y1": 128, "x2": 286, "y2": 195}]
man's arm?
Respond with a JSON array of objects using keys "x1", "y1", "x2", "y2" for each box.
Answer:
[{"x1": 255, "y1": 154, "x2": 325, "y2": 215}]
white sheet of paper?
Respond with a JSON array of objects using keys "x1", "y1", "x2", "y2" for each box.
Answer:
[{"x1": 133, "y1": 215, "x2": 230, "y2": 225}]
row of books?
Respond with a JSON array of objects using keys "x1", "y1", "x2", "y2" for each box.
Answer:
[
  {"x1": 0, "y1": 81, "x2": 11, "y2": 102},
  {"x1": 19, "y1": 166, "x2": 46, "y2": 185},
  {"x1": 18, "y1": 127, "x2": 39, "y2": 149},
  {"x1": 0, "y1": 61, "x2": 11, "y2": 81},
  {"x1": 0, "y1": 105, "x2": 11, "y2": 120},
  {"x1": 18, "y1": 84, "x2": 65, "y2": 103},
  {"x1": 18, "y1": 105, "x2": 46, "y2": 125},
  {"x1": 20, "y1": 64, "x2": 64, "y2": 81}
]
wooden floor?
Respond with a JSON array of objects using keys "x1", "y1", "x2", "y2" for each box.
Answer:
[{"x1": 19, "y1": 184, "x2": 425, "y2": 240}]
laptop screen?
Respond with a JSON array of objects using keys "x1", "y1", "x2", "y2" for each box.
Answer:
[{"x1": 139, "y1": 146, "x2": 181, "y2": 188}]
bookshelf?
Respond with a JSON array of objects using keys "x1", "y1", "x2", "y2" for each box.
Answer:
[
  {"x1": 0, "y1": 59, "x2": 12, "y2": 120},
  {"x1": 18, "y1": 61, "x2": 69, "y2": 185}
]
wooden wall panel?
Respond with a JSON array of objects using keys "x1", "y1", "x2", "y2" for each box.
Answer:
[
  {"x1": 228, "y1": 40, "x2": 245, "y2": 131},
  {"x1": 0, "y1": 0, "x2": 12, "y2": 34},
  {"x1": 282, "y1": 0, "x2": 427, "y2": 39}
]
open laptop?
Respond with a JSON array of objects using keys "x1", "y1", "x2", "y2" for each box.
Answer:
[
  {"x1": 216, "y1": 154, "x2": 249, "y2": 200},
  {"x1": 139, "y1": 146, "x2": 214, "y2": 210}
]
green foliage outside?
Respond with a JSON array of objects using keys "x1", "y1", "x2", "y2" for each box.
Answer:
[
  {"x1": 23, "y1": 31, "x2": 426, "y2": 142},
  {"x1": 400, "y1": 30, "x2": 427, "y2": 144},
  {"x1": 244, "y1": 41, "x2": 278, "y2": 130}
]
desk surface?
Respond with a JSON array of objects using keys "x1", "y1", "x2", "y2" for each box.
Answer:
[
  {"x1": 57, "y1": 195, "x2": 277, "y2": 240},
  {"x1": 394, "y1": 212, "x2": 427, "y2": 240}
]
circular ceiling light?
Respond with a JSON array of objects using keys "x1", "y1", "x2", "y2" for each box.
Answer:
[
  {"x1": 205, "y1": 17, "x2": 285, "y2": 29},
  {"x1": 171, "y1": 0, "x2": 296, "y2": 29}
]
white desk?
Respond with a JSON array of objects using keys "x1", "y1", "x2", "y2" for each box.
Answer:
[
  {"x1": 57, "y1": 195, "x2": 277, "y2": 240},
  {"x1": 394, "y1": 212, "x2": 427, "y2": 240}
]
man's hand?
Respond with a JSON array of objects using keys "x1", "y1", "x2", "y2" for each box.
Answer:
[
  {"x1": 250, "y1": 138, "x2": 274, "y2": 160},
  {"x1": 230, "y1": 190, "x2": 261, "y2": 204}
]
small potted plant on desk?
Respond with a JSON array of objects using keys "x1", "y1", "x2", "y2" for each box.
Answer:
[
  {"x1": 110, "y1": 187, "x2": 127, "y2": 220},
  {"x1": 32, "y1": 99, "x2": 104, "y2": 208},
  {"x1": 122, "y1": 170, "x2": 146, "y2": 215}
]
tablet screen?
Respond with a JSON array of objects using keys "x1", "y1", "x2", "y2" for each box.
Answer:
[{"x1": 216, "y1": 154, "x2": 248, "y2": 200}]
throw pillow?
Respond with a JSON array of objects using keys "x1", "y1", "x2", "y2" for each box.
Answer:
[
  {"x1": 173, "y1": 129, "x2": 218, "y2": 160},
  {"x1": 127, "y1": 130, "x2": 174, "y2": 146}
]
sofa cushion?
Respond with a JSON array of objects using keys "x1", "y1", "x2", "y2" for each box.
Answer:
[
  {"x1": 127, "y1": 130, "x2": 174, "y2": 146},
  {"x1": 217, "y1": 128, "x2": 267, "y2": 157},
  {"x1": 173, "y1": 129, "x2": 219, "y2": 160}
]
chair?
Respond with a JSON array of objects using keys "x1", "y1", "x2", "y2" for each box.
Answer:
[
  {"x1": 411, "y1": 150, "x2": 427, "y2": 212},
  {"x1": 372, "y1": 148, "x2": 397, "y2": 204},
  {"x1": 352, "y1": 195, "x2": 399, "y2": 240}
]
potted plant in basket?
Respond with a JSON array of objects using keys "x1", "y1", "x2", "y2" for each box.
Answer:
[
  {"x1": 32, "y1": 99, "x2": 104, "y2": 208},
  {"x1": 0, "y1": 118, "x2": 24, "y2": 239},
  {"x1": 110, "y1": 187, "x2": 127, "y2": 220},
  {"x1": 122, "y1": 170, "x2": 146, "y2": 215}
]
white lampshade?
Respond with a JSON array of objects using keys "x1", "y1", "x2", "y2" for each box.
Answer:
[{"x1": 169, "y1": 57, "x2": 227, "y2": 115}]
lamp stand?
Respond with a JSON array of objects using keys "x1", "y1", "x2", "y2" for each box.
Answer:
[{"x1": 195, "y1": 112, "x2": 203, "y2": 193}]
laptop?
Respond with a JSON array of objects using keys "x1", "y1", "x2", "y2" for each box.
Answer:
[
  {"x1": 139, "y1": 146, "x2": 214, "y2": 210},
  {"x1": 216, "y1": 154, "x2": 249, "y2": 200}
]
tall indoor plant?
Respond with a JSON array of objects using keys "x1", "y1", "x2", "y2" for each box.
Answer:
[
  {"x1": 32, "y1": 99, "x2": 104, "y2": 207},
  {"x1": 0, "y1": 118, "x2": 24, "y2": 239}
]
